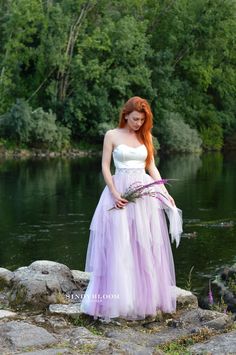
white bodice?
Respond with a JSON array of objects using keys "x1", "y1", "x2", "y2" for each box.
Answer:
[{"x1": 112, "y1": 144, "x2": 147, "y2": 169}]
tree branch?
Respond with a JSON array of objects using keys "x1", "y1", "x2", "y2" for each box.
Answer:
[{"x1": 27, "y1": 68, "x2": 55, "y2": 102}]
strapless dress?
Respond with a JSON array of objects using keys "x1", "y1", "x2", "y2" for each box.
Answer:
[{"x1": 80, "y1": 144, "x2": 182, "y2": 321}]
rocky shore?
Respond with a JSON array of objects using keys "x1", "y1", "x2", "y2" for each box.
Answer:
[
  {"x1": 0, "y1": 147, "x2": 100, "y2": 159},
  {"x1": 0, "y1": 260, "x2": 235, "y2": 355}
]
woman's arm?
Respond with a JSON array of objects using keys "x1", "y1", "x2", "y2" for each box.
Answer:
[
  {"x1": 146, "y1": 157, "x2": 176, "y2": 206},
  {"x1": 102, "y1": 131, "x2": 128, "y2": 208}
]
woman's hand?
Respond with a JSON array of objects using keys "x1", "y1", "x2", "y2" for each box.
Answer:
[
  {"x1": 147, "y1": 157, "x2": 176, "y2": 207},
  {"x1": 111, "y1": 190, "x2": 128, "y2": 209},
  {"x1": 166, "y1": 193, "x2": 176, "y2": 207}
]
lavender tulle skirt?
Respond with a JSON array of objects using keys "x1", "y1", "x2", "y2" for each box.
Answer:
[{"x1": 80, "y1": 168, "x2": 182, "y2": 321}]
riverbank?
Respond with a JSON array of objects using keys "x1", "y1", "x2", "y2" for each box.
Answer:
[
  {"x1": 0, "y1": 146, "x2": 101, "y2": 159},
  {"x1": 0, "y1": 137, "x2": 236, "y2": 160},
  {"x1": 0, "y1": 260, "x2": 235, "y2": 354}
]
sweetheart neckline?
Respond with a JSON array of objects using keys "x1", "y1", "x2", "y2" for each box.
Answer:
[{"x1": 113, "y1": 143, "x2": 145, "y2": 151}]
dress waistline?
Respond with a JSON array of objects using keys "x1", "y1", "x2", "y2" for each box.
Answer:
[{"x1": 115, "y1": 168, "x2": 145, "y2": 175}]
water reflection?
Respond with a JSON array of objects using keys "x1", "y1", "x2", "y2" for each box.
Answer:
[
  {"x1": 159, "y1": 153, "x2": 202, "y2": 181},
  {"x1": 0, "y1": 157, "x2": 102, "y2": 270},
  {"x1": 0, "y1": 152, "x2": 235, "y2": 298}
]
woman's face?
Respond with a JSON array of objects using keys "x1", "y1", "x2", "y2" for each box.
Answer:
[{"x1": 125, "y1": 110, "x2": 145, "y2": 131}]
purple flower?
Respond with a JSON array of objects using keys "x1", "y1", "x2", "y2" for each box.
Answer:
[
  {"x1": 208, "y1": 281, "x2": 214, "y2": 305},
  {"x1": 108, "y1": 179, "x2": 175, "y2": 211}
]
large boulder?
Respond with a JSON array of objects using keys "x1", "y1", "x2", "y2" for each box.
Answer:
[
  {"x1": 0, "y1": 321, "x2": 57, "y2": 352},
  {"x1": 0, "y1": 268, "x2": 14, "y2": 289},
  {"x1": 188, "y1": 330, "x2": 236, "y2": 355},
  {"x1": 8, "y1": 260, "x2": 79, "y2": 310},
  {"x1": 175, "y1": 287, "x2": 198, "y2": 310}
]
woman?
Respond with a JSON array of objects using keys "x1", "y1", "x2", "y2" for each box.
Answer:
[{"x1": 80, "y1": 96, "x2": 182, "y2": 322}]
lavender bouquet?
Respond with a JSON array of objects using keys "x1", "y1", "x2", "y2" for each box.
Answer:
[{"x1": 109, "y1": 179, "x2": 174, "y2": 211}]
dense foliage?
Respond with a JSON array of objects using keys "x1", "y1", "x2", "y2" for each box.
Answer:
[{"x1": 0, "y1": 0, "x2": 235, "y2": 151}]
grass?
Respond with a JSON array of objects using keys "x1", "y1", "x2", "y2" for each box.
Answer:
[
  {"x1": 69, "y1": 314, "x2": 104, "y2": 336},
  {"x1": 209, "y1": 295, "x2": 229, "y2": 314},
  {"x1": 0, "y1": 138, "x2": 102, "y2": 152},
  {"x1": 156, "y1": 327, "x2": 214, "y2": 354},
  {"x1": 156, "y1": 321, "x2": 236, "y2": 355},
  {"x1": 70, "y1": 139, "x2": 102, "y2": 152},
  {"x1": 209, "y1": 275, "x2": 236, "y2": 314},
  {"x1": 158, "y1": 340, "x2": 193, "y2": 355},
  {"x1": 228, "y1": 277, "x2": 236, "y2": 295},
  {"x1": 0, "y1": 302, "x2": 9, "y2": 310},
  {"x1": 185, "y1": 266, "x2": 195, "y2": 291},
  {"x1": 54, "y1": 291, "x2": 70, "y2": 304}
]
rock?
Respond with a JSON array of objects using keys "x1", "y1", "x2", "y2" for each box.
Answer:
[
  {"x1": 65, "y1": 289, "x2": 86, "y2": 304},
  {"x1": 198, "y1": 308, "x2": 227, "y2": 322},
  {"x1": 112, "y1": 340, "x2": 155, "y2": 355},
  {"x1": 17, "y1": 266, "x2": 28, "y2": 271},
  {"x1": 188, "y1": 330, "x2": 236, "y2": 354},
  {"x1": 49, "y1": 303, "x2": 82, "y2": 317},
  {"x1": 71, "y1": 269, "x2": 90, "y2": 287},
  {"x1": 18, "y1": 349, "x2": 73, "y2": 355},
  {"x1": 176, "y1": 286, "x2": 198, "y2": 310},
  {"x1": 2, "y1": 260, "x2": 236, "y2": 355},
  {"x1": 178, "y1": 309, "x2": 203, "y2": 326},
  {"x1": 49, "y1": 152, "x2": 56, "y2": 157},
  {"x1": 33, "y1": 314, "x2": 69, "y2": 330},
  {"x1": 175, "y1": 308, "x2": 233, "y2": 331},
  {"x1": 8, "y1": 260, "x2": 78, "y2": 310},
  {"x1": 47, "y1": 316, "x2": 69, "y2": 330},
  {"x1": 33, "y1": 314, "x2": 47, "y2": 325},
  {"x1": 0, "y1": 309, "x2": 17, "y2": 319},
  {"x1": 67, "y1": 326, "x2": 158, "y2": 354},
  {"x1": 19, "y1": 149, "x2": 31, "y2": 157},
  {"x1": 0, "y1": 289, "x2": 10, "y2": 308},
  {"x1": 68, "y1": 326, "x2": 115, "y2": 353},
  {"x1": 0, "y1": 321, "x2": 57, "y2": 351},
  {"x1": 0, "y1": 267, "x2": 14, "y2": 288},
  {"x1": 66, "y1": 270, "x2": 90, "y2": 302},
  {"x1": 203, "y1": 314, "x2": 233, "y2": 330},
  {"x1": 165, "y1": 318, "x2": 184, "y2": 328},
  {"x1": 104, "y1": 326, "x2": 187, "y2": 348}
]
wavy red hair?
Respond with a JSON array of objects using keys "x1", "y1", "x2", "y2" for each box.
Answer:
[{"x1": 118, "y1": 96, "x2": 154, "y2": 167}]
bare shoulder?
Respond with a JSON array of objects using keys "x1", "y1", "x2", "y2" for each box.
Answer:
[
  {"x1": 105, "y1": 128, "x2": 120, "y2": 136},
  {"x1": 104, "y1": 128, "x2": 120, "y2": 143},
  {"x1": 105, "y1": 129, "x2": 115, "y2": 138}
]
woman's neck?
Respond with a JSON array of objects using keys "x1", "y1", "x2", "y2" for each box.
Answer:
[{"x1": 121, "y1": 125, "x2": 137, "y2": 135}]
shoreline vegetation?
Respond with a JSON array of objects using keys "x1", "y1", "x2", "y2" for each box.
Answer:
[
  {"x1": 0, "y1": 136, "x2": 236, "y2": 159},
  {"x1": 0, "y1": 146, "x2": 101, "y2": 159},
  {"x1": 0, "y1": 140, "x2": 102, "y2": 159}
]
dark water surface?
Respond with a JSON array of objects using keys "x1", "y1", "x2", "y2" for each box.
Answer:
[{"x1": 0, "y1": 152, "x2": 235, "y2": 298}]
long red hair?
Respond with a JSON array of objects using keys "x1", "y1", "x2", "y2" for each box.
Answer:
[{"x1": 118, "y1": 96, "x2": 154, "y2": 167}]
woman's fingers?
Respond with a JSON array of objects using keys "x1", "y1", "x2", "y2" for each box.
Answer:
[
  {"x1": 116, "y1": 202, "x2": 125, "y2": 208},
  {"x1": 120, "y1": 197, "x2": 128, "y2": 203},
  {"x1": 112, "y1": 191, "x2": 128, "y2": 209},
  {"x1": 115, "y1": 198, "x2": 128, "y2": 208}
]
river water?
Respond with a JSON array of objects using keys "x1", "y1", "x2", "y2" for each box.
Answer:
[{"x1": 0, "y1": 152, "x2": 235, "y2": 299}]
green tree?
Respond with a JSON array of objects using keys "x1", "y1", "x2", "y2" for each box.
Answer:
[
  {"x1": 0, "y1": 99, "x2": 70, "y2": 148},
  {"x1": 147, "y1": 0, "x2": 236, "y2": 150},
  {"x1": 0, "y1": 0, "x2": 235, "y2": 150}
]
